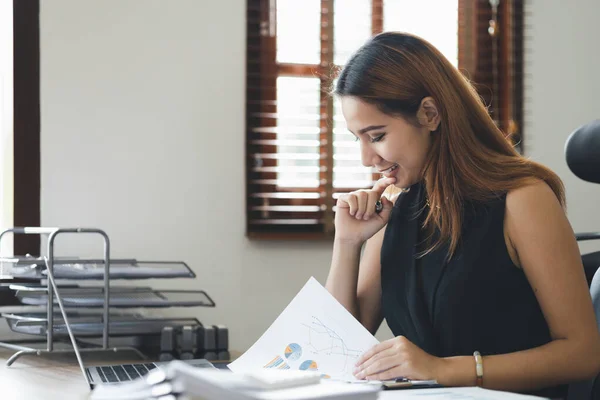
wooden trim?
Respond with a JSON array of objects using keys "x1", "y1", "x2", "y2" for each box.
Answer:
[
  {"x1": 278, "y1": 63, "x2": 319, "y2": 77},
  {"x1": 512, "y1": 0, "x2": 524, "y2": 152},
  {"x1": 457, "y1": 0, "x2": 523, "y2": 152},
  {"x1": 457, "y1": 0, "x2": 477, "y2": 74},
  {"x1": 13, "y1": 0, "x2": 40, "y2": 255},
  {"x1": 320, "y1": 0, "x2": 334, "y2": 235},
  {"x1": 248, "y1": 231, "x2": 331, "y2": 240},
  {"x1": 370, "y1": 0, "x2": 384, "y2": 184},
  {"x1": 372, "y1": 0, "x2": 383, "y2": 34},
  {"x1": 500, "y1": 0, "x2": 512, "y2": 137}
]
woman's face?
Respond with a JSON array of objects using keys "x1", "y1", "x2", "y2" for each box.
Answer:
[{"x1": 341, "y1": 96, "x2": 433, "y2": 189}]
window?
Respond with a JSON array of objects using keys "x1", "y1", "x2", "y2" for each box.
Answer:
[{"x1": 246, "y1": 0, "x2": 523, "y2": 239}]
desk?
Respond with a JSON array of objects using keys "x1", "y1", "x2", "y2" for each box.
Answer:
[
  {"x1": 0, "y1": 347, "x2": 144, "y2": 400},
  {"x1": 0, "y1": 348, "x2": 89, "y2": 399},
  {"x1": 0, "y1": 347, "x2": 245, "y2": 400},
  {"x1": 0, "y1": 348, "x2": 547, "y2": 400}
]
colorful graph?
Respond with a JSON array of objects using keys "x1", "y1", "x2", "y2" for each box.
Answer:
[
  {"x1": 264, "y1": 355, "x2": 290, "y2": 369},
  {"x1": 299, "y1": 360, "x2": 318, "y2": 371},
  {"x1": 302, "y1": 316, "x2": 362, "y2": 374},
  {"x1": 284, "y1": 343, "x2": 302, "y2": 361}
]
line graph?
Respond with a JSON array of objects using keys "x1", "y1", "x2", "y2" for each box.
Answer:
[{"x1": 301, "y1": 316, "x2": 363, "y2": 374}]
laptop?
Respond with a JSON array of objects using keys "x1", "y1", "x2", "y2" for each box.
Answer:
[{"x1": 85, "y1": 358, "x2": 218, "y2": 387}]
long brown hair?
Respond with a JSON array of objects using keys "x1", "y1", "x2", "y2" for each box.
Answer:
[{"x1": 334, "y1": 32, "x2": 565, "y2": 259}]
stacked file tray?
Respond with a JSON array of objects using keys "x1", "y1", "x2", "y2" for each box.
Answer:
[
  {"x1": 2, "y1": 311, "x2": 202, "y2": 337},
  {"x1": 9, "y1": 284, "x2": 214, "y2": 308},
  {"x1": 0, "y1": 227, "x2": 215, "y2": 366},
  {"x1": 1, "y1": 256, "x2": 195, "y2": 279}
]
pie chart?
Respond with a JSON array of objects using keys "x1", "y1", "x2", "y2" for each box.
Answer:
[
  {"x1": 299, "y1": 360, "x2": 318, "y2": 371},
  {"x1": 284, "y1": 343, "x2": 302, "y2": 361}
]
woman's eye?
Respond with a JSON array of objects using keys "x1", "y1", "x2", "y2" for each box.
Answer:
[{"x1": 370, "y1": 134, "x2": 385, "y2": 143}]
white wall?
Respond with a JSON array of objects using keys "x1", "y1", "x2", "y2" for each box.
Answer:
[
  {"x1": 35, "y1": 0, "x2": 600, "y2": 354},
  {"x1": 525, "y1": 0, "x2": 600, "y2": 254},
  {"x1": 38, "y1": 0, "x2": 342, "y2": 352}
]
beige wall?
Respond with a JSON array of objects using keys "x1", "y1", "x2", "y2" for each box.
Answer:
[
  {"x1": 525, "y1": 0, "x2": 600, "y2": 257},
  {"x1": 27, "y1": 0, "x2": 600, "y2": 353}
]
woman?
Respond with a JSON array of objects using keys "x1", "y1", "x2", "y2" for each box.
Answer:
[{"x1": 325, "y1": 32, "x2": 600, "y2": 398}]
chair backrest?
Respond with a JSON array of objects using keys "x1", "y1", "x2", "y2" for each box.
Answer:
[
  {"x1": 592, "y1": 270, "x2": 600, "y2": 331},
  {"x1": 566, "y1": 121, "x2": 600, "y2": 398},
  {"x1": 567, "y1": 269, "x2": 600, "y2": 400},
  {"x1": 565, "y1": 119, "x2": 600, "y2": 184},
  {"x1": 588, "y1": 271, "x2": 600, "y2": 398},
  {"x1": 565, "y1": 120, "x2": 600, "y2": 284}
]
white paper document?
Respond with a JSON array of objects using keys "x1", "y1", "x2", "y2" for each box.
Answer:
[
  {"x1": 229, "y1": 277, "x2": 380, "y2": 381},
  {"x1": 379, "y1": 387, "x2": 549, "y2": 399}
]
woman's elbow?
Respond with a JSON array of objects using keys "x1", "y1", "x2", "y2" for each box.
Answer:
[{"x1": 581, "y1": 334, "x2": 600, "y2": 380}]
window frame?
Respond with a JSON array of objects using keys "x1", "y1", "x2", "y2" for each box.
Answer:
[
  {"x1": 246, "y1": 0, "x2": 523, "y2": 240},
  {"x1": 12, "y1": 0, "x2": 41, "y2": 254}
]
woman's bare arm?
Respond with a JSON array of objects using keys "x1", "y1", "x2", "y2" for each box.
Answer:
[
  {"x1": 438, "y1": 181, "x2": 600, "y2": 390},
  {"x1": 326, "y1": 226, "x2": 386, "y2": 335}
]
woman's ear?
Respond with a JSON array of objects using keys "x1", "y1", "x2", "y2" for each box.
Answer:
[{"x1": 416, "y1": 97, "x2": 441, "y2": 132}]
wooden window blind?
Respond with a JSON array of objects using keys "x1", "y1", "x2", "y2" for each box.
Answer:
[
  {"x1": 246, "y1": 0, "x2": 523, "y2": 239},
  {"x1": 458, "y1": 0, "x2": 524, "y2": 151}
]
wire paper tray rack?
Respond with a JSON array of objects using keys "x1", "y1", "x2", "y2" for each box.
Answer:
[
  {"x1": 12, "y1": 285, "x2": 215, "y2": 308},
  {"x1": 0, "y1": 257, "x2": 195, "y2": 280},
  {"x1": 2, "y1": 312, "x2": 201, "y2": 337},
  {"x1": 0, "y1": 227, "x2": 215, "y2": 367}
]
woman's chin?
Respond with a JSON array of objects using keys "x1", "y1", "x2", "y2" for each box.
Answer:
[{"x1": 392, "y1": 176, "x2": 419, "y2": 189}]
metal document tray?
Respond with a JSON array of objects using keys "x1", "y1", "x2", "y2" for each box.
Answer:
[
  {"x1": 11, "y1": 286, "x2": 215, "y2": 308},
  {"x1": 0, "y1": 257, "x2": 195, "y2": 280},
  {"x1": 2, "y1": 312, "x2": 202, "y2": 337}
]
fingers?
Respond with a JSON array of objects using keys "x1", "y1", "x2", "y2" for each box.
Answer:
[
  {"x1": 338, "y1": 177, "x2": 396, "y2": 220},
  {"x1": 354, "y1": 191, "x2": 368, "y2": 219},
  {"x1": 355, "y1": 340, "x2": 395, "y2": 367},
  {"x1": 360, "y1": 191, "x2": 380, "y2": 220},
  {"x1": 372, "y1": 177, "x2": 397, "y2": 196},
  {"x1": 354, "y1": 336, "x2": 412, "y2": 380},
  {"x1": 337, "y1": 191, "x2": 374, "y2": 220},
  {"x1": 364, "y1": 364, "x2": 405, "y2": 381},
  {"x1": 376, "y1": 196, "x2": 394, "y2": 220},
  {"x1": 338, "y1": 193, "x2": 358, "y2": 216},
  {"x1": 353, "y1": 347, "x2": 399, "y2": 379}
]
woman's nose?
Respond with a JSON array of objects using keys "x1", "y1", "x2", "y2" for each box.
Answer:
[{"x1": 360, "y1": 143, "x2": 382, "y2": 167}]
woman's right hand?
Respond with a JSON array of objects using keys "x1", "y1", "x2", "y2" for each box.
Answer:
[{"x1": 334, "y1": 177, "x2": 397, "y2": 245}]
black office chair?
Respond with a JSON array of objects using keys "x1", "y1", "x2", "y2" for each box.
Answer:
[
  {"x1": 565, "y1": 119, "x2": 600, "y2": 286},
  {"x1": 566, "y1": 268, "x2": 600, "y2": 400},
  {"x1": 565, "y1": 120, "x2": 600, "y2": 400}
]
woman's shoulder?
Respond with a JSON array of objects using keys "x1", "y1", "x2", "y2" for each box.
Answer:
[
  {"x1": 463, "y1": 179, "x2": 560, "y2": 221},
  {"x1": 465, "y1": 179, "x2": 559, "y2": 211},
  {"x1": 505, "y1": 179, "x2": 561, "y2": 213},
  {"x1": 503, "y1": 179, "x2": 566, "y2": 251}
]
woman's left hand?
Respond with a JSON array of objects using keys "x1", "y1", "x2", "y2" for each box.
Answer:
[{"x1": 353, "y1": 336, "x2": 443, "y2": 381}]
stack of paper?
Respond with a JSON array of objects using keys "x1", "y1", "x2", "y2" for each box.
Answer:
[{"x1": 90, "y1": 362, "x2": 380, "y2": 400}]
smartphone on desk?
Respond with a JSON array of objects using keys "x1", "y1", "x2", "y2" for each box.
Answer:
[{"x1": 380, "y1": 378, "x2": 442, "y2": 390}]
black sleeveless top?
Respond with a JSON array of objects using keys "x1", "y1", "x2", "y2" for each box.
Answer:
[{"x1": 380, "y1": 182, "x2": 567, "y2": 398}]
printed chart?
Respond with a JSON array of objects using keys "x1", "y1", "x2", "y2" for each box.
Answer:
[{"x1": 228, "y1": 277, "x2": 380, "y2": 381}]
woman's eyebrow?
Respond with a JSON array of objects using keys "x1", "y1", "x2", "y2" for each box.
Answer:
[{"x1": 358, "y1": 125, "x2": 386, "y2": 134}]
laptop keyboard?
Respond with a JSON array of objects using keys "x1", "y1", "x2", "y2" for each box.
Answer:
[{"x1": 97, "y1": 363, "x2": 157, "y2": 383}]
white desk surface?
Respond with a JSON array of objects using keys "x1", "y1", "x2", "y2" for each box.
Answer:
[{"x1": 0, "y1": 348, "x2": 544, "y2": 399}]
